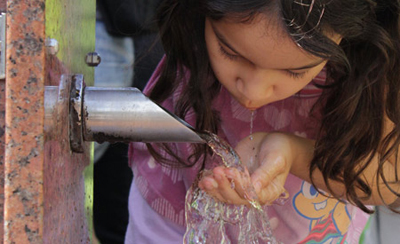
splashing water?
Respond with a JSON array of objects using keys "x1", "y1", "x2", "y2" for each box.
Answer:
[{"x1": 183, "y1": 131, "x2": 279, "y2": 244}]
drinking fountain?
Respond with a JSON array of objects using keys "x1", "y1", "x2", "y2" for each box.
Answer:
[{"x1": 44, "y1": 74, "x2": 204, "y2": 153}]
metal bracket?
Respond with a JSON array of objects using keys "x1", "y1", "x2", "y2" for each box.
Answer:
[
  {"x1": 0, "y1": 13, "x2": 6, "y2": 79},
  {"x1": 69, "y1": 74, "x2": 85, "y2": 153}
]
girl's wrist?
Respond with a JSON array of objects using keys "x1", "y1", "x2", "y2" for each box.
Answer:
[{"x1": 286, "y1": 133, "x2": 315, "y2": 181}]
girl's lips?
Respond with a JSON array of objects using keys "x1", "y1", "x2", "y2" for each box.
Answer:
[
  {"x1": 236, "y1": 95, "x2": 266, "y2": 110},
  {"x1": 240, "y1": 101, "x2": 259, "y2": 110},
  {"x1": 238, "y1": 98, "x2": 256, "y2": 110},
  {"x1": 241, "y1": 100, "x2": 259, "y2": 110}
]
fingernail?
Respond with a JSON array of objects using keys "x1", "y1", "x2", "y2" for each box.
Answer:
[
  {"x1": 205, "y1": 182, "x2": 215, "y2": 191},
  {"x1": 211, "y1": 180, "x2": 218, "y2": 188},
  {"x1": 280, "y1": 191, "x2": 289, "y2": 199},
  {"x1": 225, "y1": 169, "x2": 235, "y2": 178}
]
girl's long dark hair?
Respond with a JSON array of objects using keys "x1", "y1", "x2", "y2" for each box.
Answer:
[{"x1": 148, "y1": 0, "x2": 400, "y2": 213}]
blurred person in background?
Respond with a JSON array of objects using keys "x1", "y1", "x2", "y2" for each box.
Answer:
[
  {"x1": 362, "y1": 204, "x2": 400, "y2": 244},
  {"x1": 93, "y1": 0, "x2": 163, "y2": 243}
]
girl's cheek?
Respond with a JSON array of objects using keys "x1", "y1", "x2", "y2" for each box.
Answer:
[{"x1": 213, "y1": 61, "x2": 237, "y2": 81}]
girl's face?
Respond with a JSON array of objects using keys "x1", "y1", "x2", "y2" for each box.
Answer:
[{"x1": 205, "y1": 15, "x2": 340, "y2": 110}]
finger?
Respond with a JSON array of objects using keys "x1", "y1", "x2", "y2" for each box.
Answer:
[
  {"x1": 251, "y1": 154, "x2": 287, "y2": 194},
  {"x1": 213, "y1": 167, "x2": 249, "y2": 205},
  {"x1": 198, "y1": 175, "x2": 218, "y2": 191},
  {"x1": 269, "y1": 180, "x2": 289, "y2": 203},
  {"x1": 225, "y1": 167, "x2": 258, "y2": 203},
  {"x1": 258, "y1": 179, "x2": 288, "y2": 205},
  {"x1": 273, "y1": 191, "x2": 290, "y2": 206},
  {"x1": 198, "y1": 175, "x2": 227, "y2": 203}
]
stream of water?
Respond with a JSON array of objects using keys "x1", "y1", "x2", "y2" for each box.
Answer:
[
  {"x1": 183, "y1": 129, "x2": 279, "y2": 244},
  {"x1": 249, "y1": 110, "x2": 255, "y2": 141}
]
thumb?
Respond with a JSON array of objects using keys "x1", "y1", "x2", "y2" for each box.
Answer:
[{"x1": 251, "y1": 154, "x2": 286, "y2": 194}]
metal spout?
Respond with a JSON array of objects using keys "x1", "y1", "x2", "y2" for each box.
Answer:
[
  {"x1": 45, "y1": 74, "x2": 204, "y2": 153},
  {"x1": 83, "y1": 87, "x2": 204, "y2": 143}
]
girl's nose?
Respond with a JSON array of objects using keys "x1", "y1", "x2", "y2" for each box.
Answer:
[{"x1": 236, "y1": 69, "x2": 274, "y2": 101}]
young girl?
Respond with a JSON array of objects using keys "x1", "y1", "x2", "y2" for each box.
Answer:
[{"x1": 125, "y1": 0, "x2": 400, "y2": 243}]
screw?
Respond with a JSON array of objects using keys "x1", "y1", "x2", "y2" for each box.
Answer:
[
  {"x1": 85, "y1": 52, "x2": 101, "y2": 67},
  {"x1": 45, "y1": 38, "x2": 59, "y2": 55}
]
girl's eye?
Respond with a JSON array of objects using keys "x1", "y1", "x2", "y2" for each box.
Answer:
[
  {"x1": 218, "y1": 42, "x2": 239, "y2": 61},
  {"x1": 285, "y1": 70, "x2": 307, "y2": 80}
]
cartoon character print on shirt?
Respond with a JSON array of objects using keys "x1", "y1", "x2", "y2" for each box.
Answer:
[{"x1": 293, "y1": 181, "x2": 351, "y2": 244}]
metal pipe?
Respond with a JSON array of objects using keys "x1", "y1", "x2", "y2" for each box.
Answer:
[
  {"x1": 82, "y1": 87, "x2": 204, "y2": 143},
  {"x1": 44, "y1": 74, "x2": 204, "y2": 153}
]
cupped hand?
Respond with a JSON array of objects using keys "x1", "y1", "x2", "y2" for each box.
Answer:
[{"x1": 198, "y1": 132, "x2": 294, "y2": 206}]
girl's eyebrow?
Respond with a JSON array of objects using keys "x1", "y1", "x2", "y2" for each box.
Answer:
[
  {"x1": 288, "y1": 59, "x2": 325, "y2": 70},
  {"x1": 211, "y1": 22, "x2": 325, "y2": 70},
  {"x1": 211, "y1": 23, "x2": 244, "y2": 57}
]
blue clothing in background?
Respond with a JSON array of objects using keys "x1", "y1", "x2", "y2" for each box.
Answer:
[{"x1": 93, "y1": 19, "x2": 134, "y2": 244}]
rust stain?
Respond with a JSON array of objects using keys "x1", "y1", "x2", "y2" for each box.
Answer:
[
  {"x1": 42, "y1": 0, "x2": 95, "y2": 241},
  {"x1": 4, "y1": 0, "x2": 45, "y2": 243},
  {"x1": 43, "y1": 75, "x2": 90, "y2": 244}
]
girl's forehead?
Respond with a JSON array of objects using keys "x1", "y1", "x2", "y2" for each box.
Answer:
[{"x1": 209, "y1": 16, "x2": 321, "y2": 70}]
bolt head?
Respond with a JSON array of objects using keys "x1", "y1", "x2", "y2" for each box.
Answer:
[
  {"x1": 45, "y1": 38, "x2": 59, "y2": 55},
  {"x1": 85, "y1": 52, "x2": 101, "y2": 67}
]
